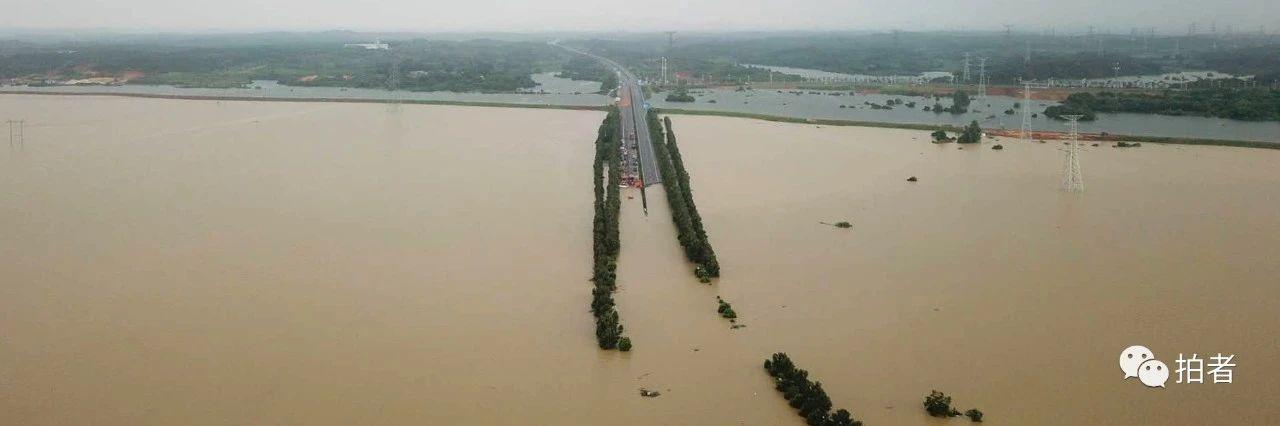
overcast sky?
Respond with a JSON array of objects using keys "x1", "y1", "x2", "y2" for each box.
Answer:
[{"x1": 3, "y1": 0, "x2": 1277, "y2": 34}]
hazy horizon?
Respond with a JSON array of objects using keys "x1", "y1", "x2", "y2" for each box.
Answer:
[{"x1": 2, "y1": 0, "x2": 1277, "y2": 35}]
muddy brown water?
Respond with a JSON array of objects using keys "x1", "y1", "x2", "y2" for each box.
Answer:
[
  {"x1": 665, "y1": 115, "x2": 1280, "y2": 425},
  {"x1": 1, "y1": 95, "x2": 1277, "y2": 425}
]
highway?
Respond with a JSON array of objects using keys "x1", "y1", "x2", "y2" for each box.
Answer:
[{"x1": 554, "y1": 42, "x2": 661, "y2": 186}]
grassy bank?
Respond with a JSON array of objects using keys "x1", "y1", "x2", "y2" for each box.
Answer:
[
  {"x1": 655, "y1": 107, "x2": 1279, "y2": 151},
  {"x1": 0, "y1": 90, "x2": 609, "y2": 112}
]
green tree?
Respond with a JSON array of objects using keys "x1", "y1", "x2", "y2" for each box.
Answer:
[
  {"x1": 957, "y1": 121, "x2": 983, "y2": 144},
  {"x1": 930, "y1": 130, "x2": 950, "y2": 142},
  {"x1": 829, "y1": 409, "x2": 861, "y2": 426},
  {"x1": 924, "y1": 390, "x2": 959, "y2": 417},
  {"x1": 949, "y1": 91, "x2": 971, "y2": 113}
]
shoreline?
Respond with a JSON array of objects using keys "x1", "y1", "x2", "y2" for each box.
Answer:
[
  {"x1": 654, "y1": 108, "x2": 1280, "y2": 150},
  {"x1": 0, "y1": 90, "x2": 609, "y2": 112},
  {"x1": 5, "y1": 91, "x2": 1274, "y2": 150}
]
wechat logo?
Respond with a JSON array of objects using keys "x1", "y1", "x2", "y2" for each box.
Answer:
[{"x1": 1120, "y1": 345, "x2": 1168, "y2": 388}]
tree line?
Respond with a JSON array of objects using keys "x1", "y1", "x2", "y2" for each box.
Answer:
[
  {"x1": 1048, "y1": 88, "x2": 1280, "y2": 122},
  {"x1": 764, "y1": 353, "x2": 863, "y2": 426},
  {"x1": 590, "y1": 108, "x2": 630, "y2": 351},
  {"x1": 645, "y1": 111, "x2": 721, "y2": 281},
  {"x1": 924, "y1": 390, "x2": 984, "y2": 422},
  {"x1": 1, "y1": 38, "x2": 560, "y2": 92}
]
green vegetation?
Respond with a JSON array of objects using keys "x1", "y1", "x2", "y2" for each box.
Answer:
[
  {"x1": 566, "y1": 32, "x2": 1280, "y2": 90},
  {"x1": 957, "y1": 121, "x2": 983, "y2": 144},
  {"x1": 1043, "y1": 103, "x2": 1099, "y2": 121},
  {"x1": 924, "y1": 390, "x2": 960, "y2": 417},
  {"x1": 570, "y1": 38, "x2": 801, "y2": 87},
  {"x1": 1051, "y1": 89, "x2": 1280, "y2": 122},
  {"x1": 647, "y1": 112, "x2": 721, "y2": 281},
  {"x1": 716, "y1": 296, "x2": 737, "y2": 319},
  {"x1": 664, "y1": 86, "x2": 696, "y2": 102},
  {"x1": 557, "y1": 54, "x2": 617, "y2": 94},
  {"x1": 833, "y1": 221, "x2": 852, "y2": 228},
  {"x1": 924, "y1": 390, "x2": 984, "y2": 422},
  {"x1": 590, "y1": 108, "x2": 628, "y2": 350},
  {"x1": 949, "y1": 91, "x2": 972, "y2": 114},
  {"x1": 931, "y1": 129, "x2": 952, "y2": 143},
  {"x1": 763, "y1": 353, "x2": 863, "y2": 426},
  {"x1": 1, "y1": 37, "x2": 567, "y2": 92}
]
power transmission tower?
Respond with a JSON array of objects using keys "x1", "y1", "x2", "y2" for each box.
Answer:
[
  {"x1": 660, "y1": 57, "x2": 668, "y2": 85},
  {"x1": 664, "y1": 31, "x2": 676, "y2": 86},
  {"x1": 1021, "y1": 83, "x2": 1033, "y2": 143},
  {"x1": 1060, "y1": 115, "x2": 1084, "y2": 192},
  {"x1": 1024, "y1": 40, "x2": 1031, "y2": 63},
  {"x1": 977, "y1": 57, "x2": 988, "y2": 99},
  {"x1": 387, "y1": 51, "x2": 401, "y2": 91},
  {"x1": 7, "y1": 119, "x2": 23, "y2": 149},
  {"x1": 962, "y1": 53, "x2": 971, "y2": 83}
]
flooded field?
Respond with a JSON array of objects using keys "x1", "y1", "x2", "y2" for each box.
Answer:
[
  {"x1": 650, "y1": 88, "x2": 1280, "y2": 143},
  {"x1": 664, "y1": 115, "x2": 1280, "y2": 424},
  {"x1": 1, "y1": 95, "x2": 1277, "y2": 425}
]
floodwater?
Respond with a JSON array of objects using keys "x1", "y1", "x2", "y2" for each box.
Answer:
[
  {"x1": 661, "y1": 115, "x2": 1280, "y2": 424},
  {"x1": 0, "y1": 72, "x2": 607, "y2": 107},
  {"x1": 0, "y1": 95, "x2": 629, "y2": 425},
  {"x1": 2, "y1": 94, "x2": 1277, "y2": 425},
  {"x1": 741, "y1": 64, "x2": 954, "y2": 84},
  {"x1": 650, "y1": 88, "x2": 1280, "y2": 143}
]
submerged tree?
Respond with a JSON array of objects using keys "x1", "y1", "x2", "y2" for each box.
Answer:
[{"x1": 957, "y1": 121, "x2": 983, "y2": 144}]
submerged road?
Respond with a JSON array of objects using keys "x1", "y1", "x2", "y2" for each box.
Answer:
[{"x1": 554, "y1": 42, "x2": 661, "y2": 186}]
